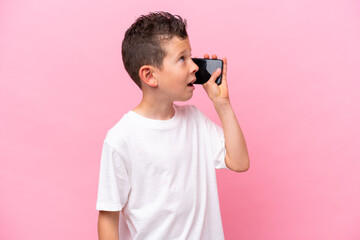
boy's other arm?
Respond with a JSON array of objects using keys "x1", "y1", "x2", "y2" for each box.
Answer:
[
  {"x1": 98, "y1": 211, "x2": 120, "y2": 240},
  {"x1": 213, "y1": 100, "x2": 250, "y2": 172},
  {"x1": 202, "y1": 54, "x2": 250, "y2": 172}
]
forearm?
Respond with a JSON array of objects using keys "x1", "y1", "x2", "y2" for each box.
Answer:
[
  {"x1": 98, "y1": 211, "x2": 120, "y2": 240},
  {"x1": 213, "y1": 99, "x2": 250, "y2": 172}
]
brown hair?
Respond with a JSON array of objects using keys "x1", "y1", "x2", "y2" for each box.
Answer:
[{"x1": 121, "y1": 11, "x2": 188, "y2": 89}]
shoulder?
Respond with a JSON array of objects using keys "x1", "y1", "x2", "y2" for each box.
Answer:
[
  {"x1": 173, "y1": 104, "x2": 211, "y2": 128},
  {"x1": 103, "y1": 112, "x2": 134, "y2": 151}
]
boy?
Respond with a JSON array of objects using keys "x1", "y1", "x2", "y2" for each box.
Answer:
[{"x1": 96, "y1": 11, "x2": 249, "y2": 240}]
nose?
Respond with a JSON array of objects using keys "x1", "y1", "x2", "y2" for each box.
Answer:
[{"x1": 190, "y1": 59, "x2": 199, "y2": 74}]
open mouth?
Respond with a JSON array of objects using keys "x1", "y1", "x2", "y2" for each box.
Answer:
[{"x1": 187, "y1": 83, "x2": 194, "y2": 87}]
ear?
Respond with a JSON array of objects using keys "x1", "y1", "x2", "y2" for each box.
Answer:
[{"x1": 139, "y1": 65, "x2": 158, "y2": 88}]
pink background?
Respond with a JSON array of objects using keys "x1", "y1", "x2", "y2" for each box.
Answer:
[{"x1": 1, "y1": 0, "x2": 360, "y2": 239}]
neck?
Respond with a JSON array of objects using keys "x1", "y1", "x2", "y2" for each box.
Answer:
[{"x1": 132, "y1": 94, "x2": 175, "y2": 120}]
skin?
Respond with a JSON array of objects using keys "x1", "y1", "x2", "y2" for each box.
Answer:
[
  {"x1": 98, "y1": 36, "x2": 250, "y2": 239},
  {"x1": 98, "y1": 211, "x2": 119, "y2": 240},
  {"x1": 132, "y1": 37, "x2": 199, "y2": 119}
]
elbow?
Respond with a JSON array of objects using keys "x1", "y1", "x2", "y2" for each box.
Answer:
[
  {"x1": 232, "y1": 163, "x2": 250, "y2": 172},
  {"x1": 226, "y1": 155, "x2": 250, "y2": 173}
]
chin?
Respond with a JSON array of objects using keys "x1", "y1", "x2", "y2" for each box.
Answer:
[
  {"x1": 180, "y1": 93, "x2": 193, "y2": 102},
  {"x1": 172, "y1": 91, "x2": 194, "y2": 102}
]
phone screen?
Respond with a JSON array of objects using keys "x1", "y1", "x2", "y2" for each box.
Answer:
[{"x1": 192, "y1": 58, "x2": 223, "y2": 85}]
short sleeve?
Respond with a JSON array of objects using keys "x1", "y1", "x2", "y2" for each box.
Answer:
[
  {"x1": 96, "y1": 142, "x2": 131, "y2": 211},
  {"x1": 193, "y1": 106, "x2": 229, "y2": 170}
]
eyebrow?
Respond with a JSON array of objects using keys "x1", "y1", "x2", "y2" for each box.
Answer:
[{"x1": 176, "y1": 49, "x2": 191, "y2": 57}]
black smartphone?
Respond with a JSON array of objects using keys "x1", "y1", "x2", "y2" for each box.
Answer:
[{"x1": 192, "y1": 58, "x2": 223, "y2": 85}]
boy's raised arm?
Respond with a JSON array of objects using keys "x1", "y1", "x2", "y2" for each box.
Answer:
[
  {"x1": 202, "y1": 54, "x2": 250, "y2": 172},
  {"x1": 98, "y1": 211, "x2": 120, "y2": 240}
]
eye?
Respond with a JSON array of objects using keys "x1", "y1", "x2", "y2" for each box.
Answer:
[{"x1": 179, "y1": 56, "x2": 185, "y2": 62}]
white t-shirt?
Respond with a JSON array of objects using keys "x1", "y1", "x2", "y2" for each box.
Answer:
[{"x1": 96, "y1": 104, "x2": 229, "y2": 239}]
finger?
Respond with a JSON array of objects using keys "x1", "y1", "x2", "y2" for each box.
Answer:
[
  {"x1": 204, "y1": 54, "x2": 210, "y2": 59},
  {"x1": 206, "y1": 68, "x2": 222, "y2": 85},
  {"x1": 222, "y1": 57, "x2": 227, "y2": 83},
  {"x1": 211, "y1": 54, "x2": 217, "y2": 59}
]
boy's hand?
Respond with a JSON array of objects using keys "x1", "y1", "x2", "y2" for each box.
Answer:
[{"x1": 202, "y1": 54, "x2": 229, "y2": 104}]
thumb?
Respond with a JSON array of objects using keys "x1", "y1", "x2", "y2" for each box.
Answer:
[{"x1": 206, "y1": 68, "x2": 222, "y2": 85}]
